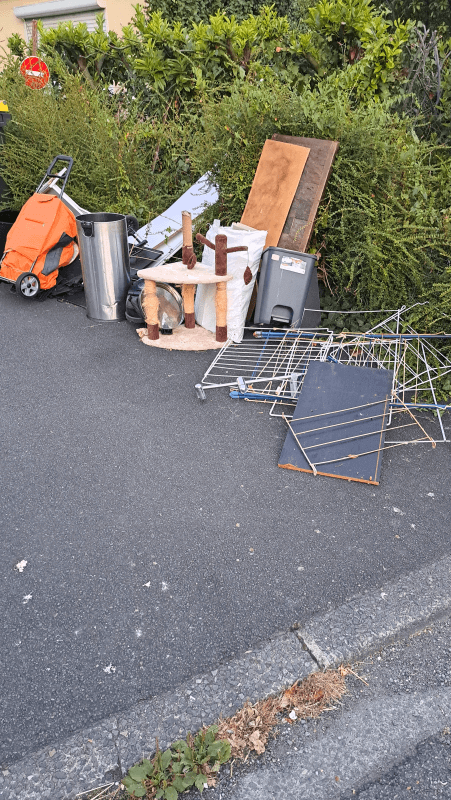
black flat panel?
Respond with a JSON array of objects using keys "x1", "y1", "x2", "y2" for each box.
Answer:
[{"x1": 278, "y1": 361, "x2": 394, "y2": 484}]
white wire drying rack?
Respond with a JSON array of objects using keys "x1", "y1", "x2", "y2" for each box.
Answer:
[{"x1": 195, "y1": 306, "x2": 451, "y2": 443}]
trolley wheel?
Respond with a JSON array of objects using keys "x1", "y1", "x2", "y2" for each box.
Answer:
[{"x1": 16, "y1": 272, "x2": 41, "y2": 299}]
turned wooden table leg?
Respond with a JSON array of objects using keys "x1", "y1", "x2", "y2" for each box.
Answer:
[
  {"x1": 215, "y1": 280, "x2": 228, "y2": 342},
  {"x1": 182, "y1": 284, "x2": 196, "y2": 329},
  {"x1": 182, "y1": 211, "x2": 196, "y2": 269},
  {"x1": 142, "y1": 279, "x2": 160, "y2": 340}
]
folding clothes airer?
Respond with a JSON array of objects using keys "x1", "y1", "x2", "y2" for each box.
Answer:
[{"x1": 196, "y1": 307, "x2": 451, "y2": 448}]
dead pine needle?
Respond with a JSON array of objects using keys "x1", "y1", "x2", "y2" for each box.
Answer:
[
  {"x1": 90, "y1": 786, "x2": 115, "y2": 800},
  {"x1": 75, "y1": 783, "x2": 114, "y2": 799},
  {"x1": 338, "y1": 664, "x2": 370, "y2": 686}
]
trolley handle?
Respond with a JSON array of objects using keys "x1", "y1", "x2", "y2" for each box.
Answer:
[{"x1": 36, "y1": 155, "x2": 74, "y2": 199}]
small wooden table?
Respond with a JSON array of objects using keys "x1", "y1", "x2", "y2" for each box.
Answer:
[{"x1": 137, "y1": 262, "x2": 233, "y2": 342}]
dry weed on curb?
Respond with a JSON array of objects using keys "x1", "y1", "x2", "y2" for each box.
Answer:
[
  {"x1": 216, "y1": 669, "x2": 347, "y2": 759},
  {"x1": 77, "y1": 668, "x2": 351, "y2": 800}
]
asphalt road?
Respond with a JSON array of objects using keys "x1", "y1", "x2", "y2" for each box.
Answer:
[{"x1": 1, "y1": 285, "x2": 450, "y2": 766}]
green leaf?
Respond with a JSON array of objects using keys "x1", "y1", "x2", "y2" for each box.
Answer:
[
  {"x1": 172, "y1": 775, "x2": 189, "y2": 791},
  {"x1": 164, "y1": 787, "x2": 179, "y2": 800},
  {"x1": 195, "y1": 773, "x2": 207, "y2": 792},
  {"x1": 122, "y1": 780, "x2": 147, "y2": 798},
  {"x1": 160, "y1": 749, "x2": 173, "y2": 770},
  {"x1": 183, "y1": 771, "x2": 196, "y2": 786},
  {"x1": 122, "y1": 776, "x2": 145, "y2": 795},
  {"x1": 171, "y1": 739, "x2": 186, "y2": 751},
  {"x1": 128, "y1": 763, "x2": 152, "y2": 782}
]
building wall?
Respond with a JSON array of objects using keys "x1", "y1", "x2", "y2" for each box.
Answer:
[
  {"x1": 0, "y1": 0, "x2": 137, "y2": 47},
  {"x1": 102, "y1": 0, "x2": 135, "y2": 34}
]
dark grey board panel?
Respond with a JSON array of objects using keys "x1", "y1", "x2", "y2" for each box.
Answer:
[{"x1": 278, "y1": 361, "x2": 394, "y2": 485}]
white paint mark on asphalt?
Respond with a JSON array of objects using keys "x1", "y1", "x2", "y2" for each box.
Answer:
[
  {"x1": 135, "y1": 629, "x2": 142, "y2": 638},
  {"x1": 161, "y1": 581, "x2": 169, "y2": 592},
  {"x1": 143, "y1": 581, "x2": 151, "y2": 587},
  {"x1": 427, "y1": 492, "x2": 435, "y2": 497},
  {"x1": 22, "y1": 594, "x2": 32, "y2": 604},
  {"x1": 392, "y1": 507, "x2": 405, "y2": 515},
  {"x1": 103, "y1": 663, "x2": 116, "y2": 674},
  {"x1": 15, "y1": 560, "x2": 27, "y2": 572}
]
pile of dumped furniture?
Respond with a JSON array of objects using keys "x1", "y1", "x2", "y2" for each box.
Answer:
[
  {"x1": 0, "y1": 139, "x2": 448, "y2": 486},
  {"x1": 195, "y1": 308, "x2": 450, "y2": 485}
]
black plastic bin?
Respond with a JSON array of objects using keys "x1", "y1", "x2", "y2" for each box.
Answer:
[
  {"x1": 254, "y1": 246, "x2": 321, "y2": 328},
  {"x1": 0, "y1": 111, "x2": 15, "y2": 255},
  {"x1": 0, "y1": 209, "x2": 18, "y2": 257}
]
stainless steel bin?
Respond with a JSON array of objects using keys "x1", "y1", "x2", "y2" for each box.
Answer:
[{"x1": 76, "y1": 212, "x2": 130, "y2": 321}]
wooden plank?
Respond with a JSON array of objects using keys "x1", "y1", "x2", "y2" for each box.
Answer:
[
  {"x1": 272, "y1": 135, "x2": 339, "y2": 253},
  {"x1": 278, "y1": 362, "x2": 393, "y2": 485},
  {"x1": 240, "y1": 139, "x2": 310, "y2": 248}
]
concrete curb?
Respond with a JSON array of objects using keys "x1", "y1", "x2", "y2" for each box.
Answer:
[
  {"x1": 297, "y1": 553, "x2": 451, "y2": 668},
  {"x1": 2, "y1": 554, "x2": 451, "y2": 800}
]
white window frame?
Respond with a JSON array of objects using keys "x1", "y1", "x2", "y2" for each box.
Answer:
[{"x1": 14, "y1": 0, "x2": 108, "y2": 39}]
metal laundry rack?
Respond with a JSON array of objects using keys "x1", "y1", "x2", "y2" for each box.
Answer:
[{"x1": 195, "y1": 306, "x2": 451, "y2": 444}]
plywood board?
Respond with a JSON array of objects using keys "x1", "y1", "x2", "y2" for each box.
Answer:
[
  {"x1": 240, "y1": 139, "x2": 310, "y2": 247},
  {"x1": 272, "y1": 135, "x2": 339, "y2": 253},
  {"x1": 278, "y1": 362, "x2": 393, "y2": 485}
]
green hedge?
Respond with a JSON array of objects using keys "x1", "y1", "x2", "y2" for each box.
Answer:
[
  {"x1": 0, "y1": 66, "x2": 195, "y2": 222},
  {"x1": 189, "y1": 79, "x2": 451, "y2": 314}
]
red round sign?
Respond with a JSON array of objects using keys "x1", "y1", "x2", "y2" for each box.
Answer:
[{"x1": 20, "y1": 57, "x2": 50, "y2": 89}]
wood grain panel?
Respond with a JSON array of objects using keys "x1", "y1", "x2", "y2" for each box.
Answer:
[
  {"x1": 240, "y1": 139, "x2": 310, "y2": 247},
  {"x1": 272, "y1": 135, "x2": 339, "y2": 253}
]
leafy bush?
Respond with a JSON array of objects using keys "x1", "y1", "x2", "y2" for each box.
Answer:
[
  {"x1": 0, "y1": 63, "x2": 195, "y2": 221},
  {"x1": 142, "y1": 0, "x2": 301, "y2": 25},
  {"x1": 394, "y1": 24, "x2": 451, "y2": 142},
  {"x1": 190, "y1": 79, "x2": 451, "y2": 310},
  {"x1": 8, "y1": 0, "x2": 413, "y2": 115},
  {"x1": 376, "y1": 0, "x2": 450, "y2": 37}
]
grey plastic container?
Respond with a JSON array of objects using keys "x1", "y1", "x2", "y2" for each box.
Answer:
[
  {"x1": 254, "y1": 247, "x2": 320, "y2": 327},
  {"x1": 76, "y1": 212, "x2": 130, "y2": 321}
]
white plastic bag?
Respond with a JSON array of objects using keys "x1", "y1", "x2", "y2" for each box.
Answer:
[{"x1": 194, "y1": 220, "x2": 267, "y2": 343}]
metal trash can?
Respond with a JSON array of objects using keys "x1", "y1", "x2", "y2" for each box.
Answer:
[{"x1": 76, "y1": 212, "x2": 130, "y2": 321}]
